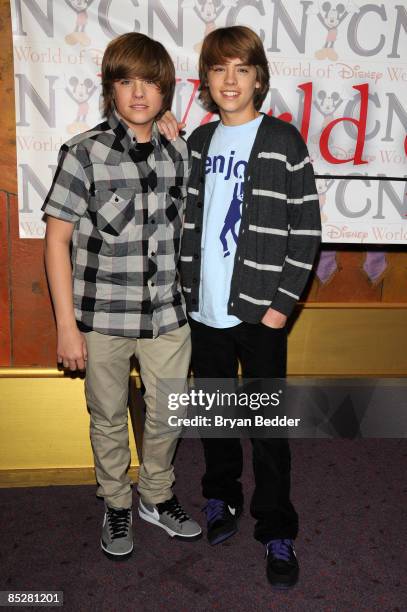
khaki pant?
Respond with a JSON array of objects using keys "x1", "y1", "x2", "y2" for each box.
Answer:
[{"x1": 84, "y1": 324, "x2": 191, "y2": 509}]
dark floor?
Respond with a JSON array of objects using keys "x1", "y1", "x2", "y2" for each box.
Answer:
[{"x1": 0, "y1": 438, "x2": 406, "y2": 612}]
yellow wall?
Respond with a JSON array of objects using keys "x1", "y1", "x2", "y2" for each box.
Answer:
[
  {"x1": 0, "y1": 374, "x2": 139, "y2": 486},
  {"x1": 287, "y1": 305, "x2": 407, "y2": 376}
]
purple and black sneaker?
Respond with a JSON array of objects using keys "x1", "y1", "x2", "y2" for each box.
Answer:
[
  {"x1": 265, "y1": 538, "x2": 299, "y2": 589},
  {"x1": 203, "y1": 499, "x2": 242, "y2": 546}
]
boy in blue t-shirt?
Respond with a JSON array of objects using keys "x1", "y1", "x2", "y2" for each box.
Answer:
[{"x1": 179, "y1": 26, "x2": 321, "y2": 589}]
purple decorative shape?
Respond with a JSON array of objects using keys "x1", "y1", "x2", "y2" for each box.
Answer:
[
  {"x1": 363, "y1": 252, "x2": 387, "y2": 283},
  {"x1": 316, "y1": 251, "x2": 338, "y2": 284}
]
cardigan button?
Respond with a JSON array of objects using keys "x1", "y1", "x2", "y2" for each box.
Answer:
[
  {"x1": 197, "y1": 201, "x2": 203, "y2": 208},
  {"x1": 193, "y1": 253, "x2": 199, "y2": 260}
]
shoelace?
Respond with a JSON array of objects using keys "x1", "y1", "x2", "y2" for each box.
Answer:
[
  {"x1": 106, "y1": 507, "x2": 131, "y2": 540},
  {"x1": 266, "y1": 538, "x2": 294, "y2": 562},
  {"x1": 158, "y1": 496, "x2": 189, "y2": 523},
  {"x1": 203, "y1": 499, "x2": 227, "y2": 524}
]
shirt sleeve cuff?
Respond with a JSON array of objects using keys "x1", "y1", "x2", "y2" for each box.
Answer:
[
  {"x1": 270, "y1": 290, "x2": 298, "y2": 318},
  {"x1": 41, "y1": 201, "x2": 80, "y2": 224}
]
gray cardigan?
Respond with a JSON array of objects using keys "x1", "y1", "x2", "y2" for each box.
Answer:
[{"x1": 180, "y1": 114, "x2": 322, "y2": 322}]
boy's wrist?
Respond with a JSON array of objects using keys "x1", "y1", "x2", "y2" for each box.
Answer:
[
  {"x1": 57, "y1": 320, "x2": 78, "y2": 333},
  {"x1": 261, "y1": 308, "x2": 287, "y2": 329}
]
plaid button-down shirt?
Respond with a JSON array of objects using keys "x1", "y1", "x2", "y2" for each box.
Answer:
[{"x1": 42, "y1": 111, "x2": 189, "y2": 338}]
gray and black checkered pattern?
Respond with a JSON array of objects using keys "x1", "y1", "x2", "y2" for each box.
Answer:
[{"x1": 42, "y1": 111, "x2": 189, "y2": 338}]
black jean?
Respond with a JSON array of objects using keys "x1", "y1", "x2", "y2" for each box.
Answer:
[{"x1": 189, "y1": 317, "x2": 299, "y2": 543}]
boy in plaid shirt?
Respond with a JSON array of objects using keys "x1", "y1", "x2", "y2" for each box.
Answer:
[{"x1": 42, "y1": 32, "x2": 201, "y2": 559}]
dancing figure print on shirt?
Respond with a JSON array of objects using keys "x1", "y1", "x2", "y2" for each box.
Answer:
[{"x1": 219, "y1": 181, "x2": 243, "y2": 257}]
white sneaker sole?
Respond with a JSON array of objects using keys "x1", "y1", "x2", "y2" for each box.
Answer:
[{"x1": 138, "y1": 507, "x2": 202, "y2": 540}]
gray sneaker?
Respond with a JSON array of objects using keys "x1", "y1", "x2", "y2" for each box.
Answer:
[
  {"x1": 101, "y1": 506, "x2": 133, "y2": 560},
  {"x1": 138, "y1": 495, "x2": 202, "y2": 541}
]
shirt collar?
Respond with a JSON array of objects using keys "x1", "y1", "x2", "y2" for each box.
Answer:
[{"x1": 108, "y1": 108, "x2": 160, "y2": 152}]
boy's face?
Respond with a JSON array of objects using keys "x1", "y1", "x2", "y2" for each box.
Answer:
[
  {"x1": 207, "y1": 57, "x2": 260, "y2": 125},
  {"x1": 113, "y1": 77, "x2": 164, "y2": 139}
]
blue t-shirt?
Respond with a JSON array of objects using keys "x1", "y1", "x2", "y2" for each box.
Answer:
[{"x1": 190, "y1": 115, "x2": 262, "y2": 328}]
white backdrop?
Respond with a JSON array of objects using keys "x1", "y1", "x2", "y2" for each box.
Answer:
[{"x1": 10, "y1": 0, "x2": 407, "y2": 242}]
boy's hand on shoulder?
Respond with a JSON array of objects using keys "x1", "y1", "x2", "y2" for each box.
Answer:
[
  {"x1": 57, "y1": 326, "x2": 88, "y2": 371},
  {"x1": 261, "y1": 308, "x2": 287, "y2": 330},
  {"x1": 157, "y1": 110, "x2": 185, "y2": 141}
]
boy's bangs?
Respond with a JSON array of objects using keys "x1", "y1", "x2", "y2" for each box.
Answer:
[
  {"x1": 205, "y1": 32, "x2": 254, "y2": 67},
  {"x1": 114, "y1": 46, "x2": 161, "y2": 84}
]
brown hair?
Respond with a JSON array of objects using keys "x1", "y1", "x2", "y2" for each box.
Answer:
[
  {"x1": 198, "y1": 26, "x2": 270, "y2": 113},
  {"x1": 101, "y1": 32, "x2": 175, "y2": 118}
]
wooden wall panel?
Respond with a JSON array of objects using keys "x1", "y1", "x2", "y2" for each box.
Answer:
[
  {"x1": 382, "y1": 253, "x2": 407, "y2": 302},
  {"x1": 0, "y1": 191, "x2": 11, "y2": 365},
  {"x1": 0, "y1": 0, "x2": 17, "y2": 195},
  {"x1": 312, "y1": 252, "x2": 383, "y2": 302},
  {"x1": 8, "y1": 194, "x2": 56, "y2": 366},
  {"x1": 0, "y1": 0, "x2": 16, "y2": 367}
]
